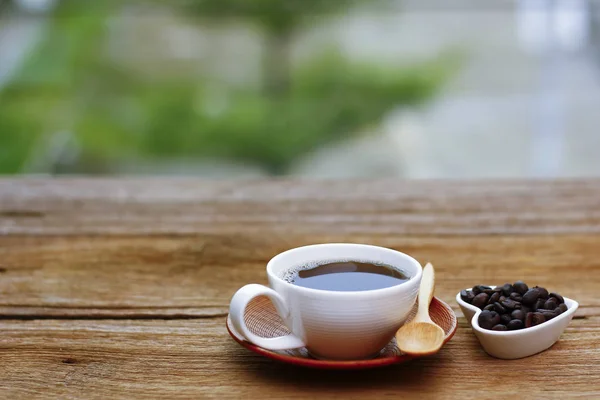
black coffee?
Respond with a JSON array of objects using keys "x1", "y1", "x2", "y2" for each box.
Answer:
[{"x1": 288, "y1": 260, "x2": 410, "y2": 292}]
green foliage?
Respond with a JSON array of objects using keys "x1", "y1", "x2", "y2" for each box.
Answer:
[{"x1": 0, "y1": 0, "x2": 456, "y2": 174}]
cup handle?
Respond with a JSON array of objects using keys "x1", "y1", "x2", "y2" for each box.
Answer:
[{"x1": 229, "y1": 284, "x2": 306, "y2": 351}]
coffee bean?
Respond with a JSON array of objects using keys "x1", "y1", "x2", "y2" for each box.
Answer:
[
  {"x1": 460, "y1": 290, "x2": 469, "y2": 302},
  {"x1": 544, "y1": 299, "x2": 558, "y2": 310},
  {"x1": 472, "y1": 293, "x2": 490, "y2": 309},
  {"x1": 467, "y1": 282, "x2": 566, "y2": 331},
  {"x1": 534, "y1": 298, "x2": 546, "y2": 311},
  {"x1": 474, "y1": 285, "x2": 492, "y2": 296},
  {"x1": 502, "y1": 283, "x2": 514, "y2": 296},
  {"x1": 467, "y1": 291, "x2": 475, "y2": 302},
  {"x1": 525, "y1": 312, "x2": 534, "y2": 328},
  {"x1": 493, "y1": 302, "x2": 506, "y2": 314},
  {"x1": 535, "y1": 286, "x2": 549, "y2": 299},
  {"x1": 507, "y1": 319, "x2": 524, "y2": 330},
  {"x1": 511, "y1": 309, "x2": 525, "y2": 321},
  {"x1": 491, "y1": 311, "x2": 501, "y2": 326},
  {"x1": 542, "y1": 311, "x2": 557, "y2": 320},
  {"x1": 510, "y1": 292, "x2": 523, "y2": 302},
  {"x1": 524, "y1": 312, "x2": 545, "y2": 328},
  {"x1": 478, "y1": 310, "x2": 501, "y2": 330},
  {"x1": 558, "y1": 303, "x2": 568, "y2": 313},
  {"x1": 531, "y1": 312, "x2": 546, "y2": 326},
  {"x1": 554, "y1": 306, "x2": 564, "y2": 316},
  {"x1": 522, "y1": 288, "x2": 540, "y2": 305},
  {"x1": 550, "y1": 292, "x2": 564, "y2": 304},
  {"x1": 501, "y1": 299, "x2": 519, "y2": 310},
  {"x1": 489, "y1": 292, "x2": 501, "y2": 304},
  {"x1": 513, "y1": 280, "x2": 529, "y2": 295}
]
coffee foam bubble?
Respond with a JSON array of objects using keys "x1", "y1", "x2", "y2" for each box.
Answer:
[{"x1": 281, "y1": 259, "x2": 406, "y2": 284}]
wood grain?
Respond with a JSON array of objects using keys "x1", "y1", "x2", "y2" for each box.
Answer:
[
  {"x1": 0, "y1": 318, "x2": 598, "y2": 399},
  {"x1": 1, "y1": 234, "x2": 598, "y2": 316},
  {"x1": 1, "y1": 178, "x2": 600, "y2": 398},
  {"x1": 1, "y1": 178, "x2": 600, "y2": 236}
]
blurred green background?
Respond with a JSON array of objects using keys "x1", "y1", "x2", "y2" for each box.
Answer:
[
  {"x1": 5, "y1": 1, "x2": 598, "y2": 179},
  {"x1": 0, "y1": 0, "x2": 455, "y2": 176}
]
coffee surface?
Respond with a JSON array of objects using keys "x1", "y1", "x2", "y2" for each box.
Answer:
[{"x1": 289, "y1": 260, "x2": 409, "y2": 292}]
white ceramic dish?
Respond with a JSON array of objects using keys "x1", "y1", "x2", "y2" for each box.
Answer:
[{"x1": 456, "y1": 286, "x2": 578, "y2": 359}]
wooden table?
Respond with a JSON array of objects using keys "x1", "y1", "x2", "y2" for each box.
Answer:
[{"x1": 1, "y1": 178, "x2": 599, "y2": 399}]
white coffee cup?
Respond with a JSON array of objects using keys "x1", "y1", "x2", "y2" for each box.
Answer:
[{"x1": 229, "y1": 243, "x2": 423, "y2": 360}]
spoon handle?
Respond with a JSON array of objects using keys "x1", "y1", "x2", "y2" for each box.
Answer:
[{"x1": 415, "y1": 263, "x2": 435, "y2": 323}]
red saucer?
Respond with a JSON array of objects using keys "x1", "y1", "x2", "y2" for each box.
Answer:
[{"x1": 227, "y1": 295, "x2": 457, "y2": 370}]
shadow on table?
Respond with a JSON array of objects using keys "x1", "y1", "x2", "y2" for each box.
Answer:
[{"x1": 228, "y1": 347, "x2": 451, "y2": 391}]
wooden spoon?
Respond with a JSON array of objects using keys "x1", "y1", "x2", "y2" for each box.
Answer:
[{"x1": 395, "y1": 262, "x2": 445, "y2": 356}]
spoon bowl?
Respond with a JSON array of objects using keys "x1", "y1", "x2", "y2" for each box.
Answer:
[
  {"x1": 395, "y1": 321, "x2": 445, "y2": 356},
  {"x1": 395, "y1": 263, "x2": 445, "y2": 356}
]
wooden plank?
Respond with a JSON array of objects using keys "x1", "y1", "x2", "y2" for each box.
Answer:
[
  {"x1": 2, "y1": 179, "x2": 600, "y2": 398},
  {"x1": 1, "y1": 318, "x2": 599, "y2": 399},
  {"x1": 0, "y1": 234, "x2": 599, "y2": 317},
  {"x1": 1, "y1": 179, "x2": 600, "y2": 236}
]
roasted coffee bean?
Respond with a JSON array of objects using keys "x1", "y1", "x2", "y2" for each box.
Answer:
[
  {"x1": 460, "y1": 290, "x2": 469, "y2": 302},
  {"x1": 542, "y1": 311, "x2": 557, "y2": 320},
  {"x1": 467, "y1": 291, "x2": 475, "y2": 302},
  {"x1": 473, "y1": 285, "x2": 491, "y2": 296},
  {"x1": 549, "y1": 292, "x2": 564, "y2": 304},
  {"x1": 507, "y1": 319, "x2": 524, "y2": 330},
  {"x1": 511, "y1": 309, "x2": 525, "y2": 321},
  {"x1": 510, "y1": 292, "x2": 523, "y2": 302},
  {"x1": 555, "y1": 306, "x2": 563, "y2": 316},
  {"x1": 558, "y1": 303, "x2": 568, "y2": 313},
  {"x1": 472, "y1": 293, "x2": 490, "y2": 309},
  {"x1": 544, "y1": 299, "x2": 558, "y2": 310},
  {"x1": 501, "y1": 299, "x2": 519, "y2": 310},
  {"x1": 489, "y1": 292, "x2": 501, "y2": 304},
  {"x1": 535, "y1": 286, "x2": 549, "y2": 299},
  {"x1": 513, "y1": 280, "x2": 529, "y2": 295},
  {"x1": 478, "y1": 310, "x2": 501, "y2": 330},
  {"x1": 467, "y1": 282, "x2": 566, "y2": 331},
  {"x1": 502, "y1": 283, "x2": 514, "y2": 296},
  {"x1": 522, "y1": 288, "x2": 540, "y2": 305},
  {"x1": 534, "y1": 298, "x2": 546, "y2": 311},
  {"x1": 525, "y1": 312, "x2": 533, "y2": 328},
  {"x1": 493, "y1": 302, "x2": 506, "y2": 314},
  {"x1": 525, "y1": 312, "x2": 545, "y2": 328}
]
